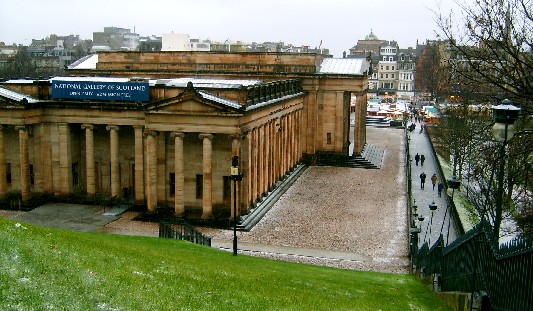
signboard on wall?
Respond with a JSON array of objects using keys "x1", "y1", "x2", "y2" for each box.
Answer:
[{"x1": 52, "y1": 80, "x2": 150, "y2": 102}]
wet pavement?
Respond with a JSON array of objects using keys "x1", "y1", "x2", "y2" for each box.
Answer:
[{"x1": 408, "y1": 123, "x2": 459, "y2": 248}]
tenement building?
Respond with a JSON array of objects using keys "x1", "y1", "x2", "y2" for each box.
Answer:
[{"x1": 0, "y1": 52, "x2": 370, "y2": 220}]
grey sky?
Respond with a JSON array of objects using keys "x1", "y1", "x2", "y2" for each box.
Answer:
[{"x1": 0, "y1": 0, "x2": 458, "y2": 57}]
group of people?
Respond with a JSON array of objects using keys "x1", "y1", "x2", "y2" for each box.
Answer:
[
  {"x1": 419, "y1": 172, "x2": 443, "y2": 197},
  {"x1": 414, "y1": 153, "x2": 425, "y2": 166}
]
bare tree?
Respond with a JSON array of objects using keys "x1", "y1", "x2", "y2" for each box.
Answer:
[
  {"x1": 437, "y1": 0, "x2": 533, "y2": 114},
  {"x1": 435, "y1": 0, "x2": 533, "y2": 239}
]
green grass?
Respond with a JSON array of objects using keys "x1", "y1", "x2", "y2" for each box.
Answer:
[{"x1": 0, "y1": 217, "x2": 452, "y2": 311}]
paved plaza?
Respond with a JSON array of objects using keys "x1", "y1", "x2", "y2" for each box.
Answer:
[{"x1": 1, "y1": 124, "x2": 462, "y2": 274}]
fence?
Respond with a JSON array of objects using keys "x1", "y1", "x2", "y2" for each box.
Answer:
[
  {"x1": 159, "y1": 218, "x2": 212, "y2": 247},
  {"x1": 413, "y1": 220, "x2": 533, "y2": 310}
]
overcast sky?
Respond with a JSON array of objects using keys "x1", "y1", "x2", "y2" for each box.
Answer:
[{"x1": 0, "y1": 0, "x2": 459, "y2": 57}]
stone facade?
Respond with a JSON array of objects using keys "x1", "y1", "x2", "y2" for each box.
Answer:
[{"x1": 0, "y1": 52, "x2": 370, "y2": 220}]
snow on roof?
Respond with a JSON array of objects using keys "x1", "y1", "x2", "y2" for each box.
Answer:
[
  {"x1": 198, "y1": 91, "x2": 242, "y2": 109},
  {"x1": 0, "y1": 86, "x2": 39, "y2": 103},
  {"x1": 50, "y1": 76, "x2": 131, "y2": 83},
  {"x1": 151, "y1": 78, "x2": 261, "y2": 89},
  {"x1": 319, "y1": 58, "x2": 370, "y2": 75},
  {"x1": 67, "y1": 54, "x2": 98, "y2": 70}
]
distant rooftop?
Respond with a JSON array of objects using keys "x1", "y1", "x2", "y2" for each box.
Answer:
[{"x1": 319, "y1": 58, "x2": 370, "y2": 75}]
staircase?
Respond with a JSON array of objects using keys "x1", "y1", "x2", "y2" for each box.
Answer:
[
  {"x1": 366, "y1": 115, "x2": 390, "y2": 127},
  {"x1": 316, "y1": 143, "x2": 384, "y2": 169}
]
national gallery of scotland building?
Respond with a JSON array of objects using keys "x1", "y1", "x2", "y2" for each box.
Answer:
[{"x1": 0, "y1": 52, "x2": 370, "y2": 220}]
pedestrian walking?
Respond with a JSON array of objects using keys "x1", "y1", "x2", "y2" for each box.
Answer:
[
  {"x1": 420, "y1": 154, "x2": 425, "y2": 166},
  {"x1": 431, "y1": 174, "x2": 437, "y2": 190},
  {"x1": 420, "y1": 172, "x2": 427, "y2": 189},
  {"x1": 437, "y1": 182, "x2": 443, "y2": 197},
  {"x1": 414, "y1": 153, "x2": 420, "y2": 166}
]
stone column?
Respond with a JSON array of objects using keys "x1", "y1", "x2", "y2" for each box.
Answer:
[
  {"x1": 40, "y1": 124, "x2": 53, "y2": 193},
  {"x1": 58, "y1": 123, "x2": 71, "y2": 195},
  {"x1": 258, "y1": 125, "x2": 264, "y2": 197},
  {"x1": 16, "y1": 126, "x2": 30, "y2": 202},
  {"x1": 133, "y1": 126, "x2": 145, "y2": 205},
  {"x1": 81, "y1": 124, "x2": 95, "y2": 198},
  {"x1": 199, "y1": 133, "x2": 213, "y2": 219},
  {"x1": 246, "y1": 130, "x2": 253, "y2": 206},
  {"x1": 145, "y1": 130, "x2": 158, "y2": 213},
  {"x1": 107, "y1": 125, "x2": 120, "y2": 198},
  {"x1": 170, "y1": 131, "x2": 185, "y2": 216},
  {"x1": 251, "y1": 128, "x2": 258, "y2": 204},
  {"x1": 264, "y1": 121, "x2": 272, "y2": 192},
  {"x1": 230, "y1": 134, "x2": 241, "y2": 219},
  {"x1": 0, "y1": 125, "x2": 6, "y2": 197}
]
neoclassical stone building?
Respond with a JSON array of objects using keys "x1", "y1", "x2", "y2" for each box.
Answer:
[{"x1": 0, "y1": 52, "x2": 370, "y2": 219}]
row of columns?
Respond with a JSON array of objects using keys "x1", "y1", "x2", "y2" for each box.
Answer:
[
  {"x1": 0, "y1": 111, "x2": 299, "y2": 218},
  {"x1": 247, "y1": 110, "x2": 302, "y2": 207},
  {"x1": 0, "y1": 122, "x2": 235, "y2": 219}
]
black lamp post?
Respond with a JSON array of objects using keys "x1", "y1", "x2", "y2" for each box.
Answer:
[
  {"x1": 231, "y1": 156, "x2": 243, "y2": 256},
  {"x1": 427, "y1": 201, "x2": 437, "y2": 245},
  {"x1": 441, "y1": 175, "x2": 461, "y2": 245},
  {"x1": 490, "y1": 99, "x2": 520, "y2": 241},
  {"x1": 470, "y1": 99, "x2": 520, "y2": 311}
]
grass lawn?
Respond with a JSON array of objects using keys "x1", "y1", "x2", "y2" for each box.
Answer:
[{"x1": 0, "y1": 217, "x2": 452, "y2": 310}]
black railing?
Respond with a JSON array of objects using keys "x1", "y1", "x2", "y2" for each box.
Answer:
[
  {"x1": 413, "y1": 220, "x2": 533, "y2": 310},
  {"x1": 159, "y1": 219, "x2": 212, "y2": 247}
]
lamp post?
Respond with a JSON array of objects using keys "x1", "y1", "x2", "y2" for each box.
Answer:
[
  {"x1": 470, "y1": 99, "x2": 520, "y2": 311},
  {"x1": 428, "y1": 201, "x2": 437, "y2": 245},
  {"x1": 231, "y1": 156, "x2": 243, "y2": 256},
  {"x1": 441, "y1": 175, "x2": 461, "y2": 245},
  {"x1": 490, "y1": 99, "x2": 520, "y2": 241}
]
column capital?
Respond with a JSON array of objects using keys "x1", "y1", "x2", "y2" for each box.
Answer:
[
  {"x1": 132, "y1": 125, "x2": 144, "y2": 130},
  {"x1": 229, "y1": 133, "x2": 243, "y2": 140},
  {"x1": 144, "y1": 130, "x2": 158, "y2": 137},
  {"x1": 199, "y1": 133, "x2": 214, "y2": 140},
  {"x1": 106, "y1": 125, "x2": 119, "y2": 131},
  {"x1": 81, "y1": 124, "x2": 94, "y2": 130},
  {"x1": 170, "y1": 131, "x2": 185, "y2": 139},
  {"x1": 15, "y1": 125, "x2": 27, "y2": 131}
]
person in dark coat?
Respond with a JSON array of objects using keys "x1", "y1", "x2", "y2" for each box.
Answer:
[
  {"x1": 420, "y1": 154, "x2": 426, "y2": 166},
  {"x1": 420, "y1": 172, "x2": 427, "y2": 189},
  {"x1": 437, "y1": 182, "x2": 444, "y2": 197},
  {"x1": 414, "y1": 153, "x2": 420, "y2": 166}
]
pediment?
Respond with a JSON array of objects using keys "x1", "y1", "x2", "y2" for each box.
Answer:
[{"x1": 146, "y1": 82, "x2": 242, "y2": 114}]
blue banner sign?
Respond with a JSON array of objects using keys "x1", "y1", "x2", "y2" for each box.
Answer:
[{"x1": 52, "y1": 80, "x2": 150, "y2": 102}]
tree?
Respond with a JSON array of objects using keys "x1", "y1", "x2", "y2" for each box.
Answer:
[
  {"x1": 436, "y1": 0, "x2": 533, "y2": 239},
  {"x1": 0, "y1": 46, "x2": 40, "y2": 79},
  {"x1": 436, "y1": 0, "x2": 533, "y2": 114}
]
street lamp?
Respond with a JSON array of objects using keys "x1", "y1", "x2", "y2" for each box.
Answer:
[
  {"x1": 441, "y1": 175, "x2": 461, "y2": 245},
  {"x1": 470, "y1": 99, "x2": 520, "y2": 311},
  {"x1": 491, "y1": 99, "x2": 521, "y2": 242},
  {"x1": 423, "y1": 201, "x2": 437, "y2": 245},
  {"x1": 231, "y1": 156, "x2": 243, "y2": 256}
]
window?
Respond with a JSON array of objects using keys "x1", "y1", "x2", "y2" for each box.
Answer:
[
  {"x1": 391, "y1": 74, "x2": 395, "y2": 79},
  {"x1": 380, "y1": 65, "x2": 383, "y2": 70},
  {"x1": 382, "y1": 56, "x2": 387, "y2": 61},
  {"x1": 223, "y1": 176, "x2": 232, "y2": 199},
  {"x1": 389, "y1": 56, "x2": 393, "y2": 61},
  {"x1": 326, "y1": 133, "x2": 332, "y2": 144},
  {"x1": 380, "y1": 74, "x2": 383, "y2": 78},
  {"x1": 72, "y1": 162, "x2": 79, "y2": 187},
  {"x1": 385, "y1": 74, "x2": 389, "y2": 78},
  {"x1": 386, "y1": 66, "x2": 389, "y2": 70},
  {"x1": 169, "y1": 173, "x2": 175, "y2": 195},
  {"x1": 6, "y1": 163, "x2": 11, "y2": 184},
  {"x1": 196, "y1": 174, "x2": 203, "y2": 198},
  {"x1": 392, "y1": 66, "x2": 395, "y2": 70},
  {"x1": 30, "y1": 165, "x2": 34, "y2": 185}
]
